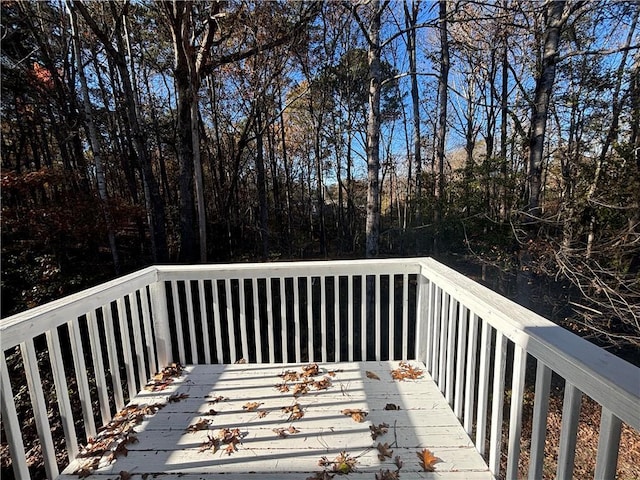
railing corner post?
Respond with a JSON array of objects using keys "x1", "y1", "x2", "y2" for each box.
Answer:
[
  {"x1": 415, "y1": 272, "x2": 430, "y2": 363},
  {"x1": 150, "y1": 280, "x2": 172, "y2": 369}
]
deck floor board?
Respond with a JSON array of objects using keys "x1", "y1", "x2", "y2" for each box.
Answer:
[{"x1": 60, "y1": 361, "x2": 491, "y2": 479}]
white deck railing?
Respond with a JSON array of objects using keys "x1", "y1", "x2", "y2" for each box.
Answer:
[{"x1": 1, "y1": 258, "x2": 638, "y2": 479}]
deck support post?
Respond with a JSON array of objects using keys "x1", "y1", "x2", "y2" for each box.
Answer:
[
  {"x1": 150, "y1": 280, "x2": 172, "y2": 369},
  {"x1": 415, "y1": 272, "x2": 429, "y2": 363},
  {"x1": 595, "y1": 408, "x2": 622, "y2": 479}
]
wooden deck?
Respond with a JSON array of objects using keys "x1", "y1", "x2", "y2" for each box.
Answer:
[{"x1": 61, "y1": 361, "x2": 491, "y2": 479}]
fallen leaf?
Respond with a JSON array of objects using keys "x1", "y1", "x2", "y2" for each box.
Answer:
[
  {"x1": 168, "y1": 392, "x2": 189, "y2": 403},
  {"x1": 282, "y1": 403, "x2": 304, "y2": 420},
  {"x1": 306, "y1": 472, "x2": 335, "y2": 480},
  {"x1": 205, "y1": 409, "x2": 218, "y2": 416},
  {"x1": 394, "y1": 455, "x2": 403, "y2": 470},
  {"x1": 341, "y1": 408, "x2": 368, "y2": 422},
  {"x1": 199, "y1": 434, "x2": 220, "y2": 453},
  {"x1": 275, "y1": 383, "x2": 290, "y2": 393},
  {"x1": 273, "y1": 425, "x2": 300, "y2": 438},
  {"x1": 257, "y1": 410, "x2": 269, "y2": 418},
  {"x1": 417, "y1": 448, "x2": 441, "y2": 472},
  {"x1": 207, "y1": 395, "x2": 226, "y2": 404},
  {"x1": 186, "y1": 418, "x2": 211, "y2": 433},
  {"x1": 391, "y1": 361, "x2": 423, "y2": 381},
  {"x1": 302, "y1": 363, "x2": 320, "y2": 377},
  {"x1": 235, "y1": 358, "x2": 247, "y2": 364},
  {"x1": 293, "y1": 381, "x2": 310, "y2": 397},
  {"x1": 384, "y1": 403, "x2": 401, "y2": 410},
  {"x1": 313, "y1": 377, "x2": 332, "y2": 390},
  {"x1": 243, "y1": 401, "x2": 263, "y2": 411},
  {"x1": 377, "y1": 442, "x2": 393, "y2": 460},
  {"x1": 366, "y1": 370, "x2": 381, "y2": 380},
  {"x1": 280, "y1": 370, "x2": 300, "y2": 382},
  {"x1": 375, "y1": 469, "x2": 399, "y2": 480},
  {"x1": 370, "y1": 422, "x2": 389, "y2": 440},
  {"x1": 119, "y1": 471, "x2": 132, "y2": 480}
]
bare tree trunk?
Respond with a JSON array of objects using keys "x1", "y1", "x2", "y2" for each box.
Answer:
[
  {"x1": 526, "y1": 0, "x2": 567, "y2": 216},
  {"x1": 75, "y1": 0, "x2": 169, "y2": 263},
  {"x1": 68, "y1": 1, "x2": 120, "y2": 274},
  {"x1": 433, "y1": 0, "x2": 449, "y2": 253},
  {"x1": 365, "y1": 0, "x2": 383, "y2": 258},
  {"x1": 404, "y1": 0, "x2": 422, "y2": 236},
  {"x1": 255, "y1": 107, "x2": 269, "y2": 259}
]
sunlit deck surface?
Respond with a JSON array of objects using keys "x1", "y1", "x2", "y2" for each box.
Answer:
[{"x1": 61, "y1": 361, "x2": 491, "y2": 479}]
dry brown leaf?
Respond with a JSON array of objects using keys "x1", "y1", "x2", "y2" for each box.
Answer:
[
  {"x1": 384, "y1": 403, "x2": 401, "y2": 410},
  {"x1": 199, "y1": 434, "x2": 220, "y2": 453},
  {"x1": 186, "y1": 418, "x2": 211, "y2": 433},
  {"x1": 280, "y1": 370, "x2": 300, "y2": 382},
  {"x1": 293, "y1": 382, "x2": 310, "y2": 397},
  {"x1": 207, "y1": 395, "x2": 226, "y2": 404},
  {"x1": 168, "y1": 392, "x2": 189, "y2": 403},
  {"x1": 235, "y1": 358, "x2": 247, "y2": 364},
  {"x1": 370, "y1": 422, "x2": 389, "y2": 440},
  {"x1": 417, "y1": 448, "x2": 441, "y2": 472},
  {"x1": 205, "y1": 409, "x2": 218, "y2": 416},
  {"x1": 118, "y1": 471, "x2": 132, "y2": 480},
  {"x1": 341, "y1": 408, "x2": 368, "y2": 422},
  {"x1": 313, "y1": 377, "x2": 332, "y2": 390},
  {"x1": 282, "y1": 403, "x2": 305, "y2": 420},
  {"x1": 242, "y1": 401, "x2": 263, "y2": 411},
  {"x1": 257, "y1": 410, "x2": 269, "y2": 418},
  {"x1": 394, "y1": 455, "x2": 403, "y2": 470},
  {"x1": 375, "y1": 470, "x2": 399, "y2": 480},
  {"x1": 306, "y1": 472, "x2": 335, "y2": 480},
  {"x1": 275, "y1": 382, "x2": 290, "y2": 393},
  {"x1": 302, "y1": 363, "x2": 320, "y2": 377},
  {"x1": 377, "y1": 442, "x2": 393, "y2": 461},
  {"x1": 366, "y1": 370, "x2": 381, "y2": 380},
  {"x1": 391, "y1": 361, "x2": 423, "y2": 381},
  {"x1": 273, "y1": 425, "x2": 300, "y2": 438}
]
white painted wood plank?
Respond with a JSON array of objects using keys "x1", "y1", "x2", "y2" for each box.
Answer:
[
  {"x1": 21, "y1": 340, "x2": 59, "y2": 479},
  {"x1": 594, "y1": 407, "x2": 622, "y2": 480},
  {"x1": 46, "y1": 327, "x2": 78, "y2": 459},
  {"x1": 272, "y1": 279, "x2": 284, "y2": 363},
  {"x1": 211, "y1": 280, "x2": 224, "y2": 363},
  {"x1": 401, "y1": 273, "x2": 409, "y2": 361},
  {"x1": 454, "y1": 304, "x2": 467, "y2": 419},
  {"x1": 267, "y1": 278, "x2": 276, "y2": 363},
  {"x1": 139, "y1": 287, "x2": 158, "y2": 377},
  {"x1": 423, "y1": 279, "x2": 435, "y2": 370},
  {"x1": 116, "y1": 296, "x2": 137, "y2": 400},
  {"x1": 463, "y1": 312, "x2": 479, "y2": 436},
  {"x1": 251, "y1": 278, "x2": 261, "y2": 363},
  {"x1": 489, "y1": 332, "x2": 507, "y2": 477},
  {"x1": 196, "y1": 281, "x2": 211, "y2": 364},
  {"x1": 320, "y1": 276, "x2": 327, "y2": 363},
  {"x1": 128, "y1": 292, "x2": 147, "y2": 387},
  {"x1": 445, "y1": 296, "x2": 457, "y2": 405},
  {"x1": 102, "y1": 304, "x2": 124, "y2": 411},
  {"x1": 475, "y1": 319, "x2": 491, "y2": 455},
  {"x1": 333, "y1": 275, "x2": 340, "y2": 362},
  {"x1": 347, "y1": 275, "x2": 354, "y2": 362},
  {"x1": 437, "y1": 292, "x2": 449, "y2": 391},
  {"x1": 183, "y1": 281, "x2": 198, "y2": 363},
  {"x1": 0, "y1": 353, "x2": 30, "y2": 479},
  {"x1": 224, "y1": 279, "x2": 237, "y2": 362},
  {"x1": 86, "y1": 310, "x2": 111, "y2": 424},
  {"x1": 556, "y1": 383, "x2": 582, "y2": 479},
  {"x1": 170, "y1": 281, "x2": 186, "y2": 365},
  {"x1": 67, "y1": 319, "x2": 96, "y2": 439},
  {"x1": 431, "y1": 286, "x2": 442, "y2": 382},
  {"x1": 528, "y1": 361, "x2": 551, "y2": 480},
  {"x1": 293, "y1": 277, "x2": 301, "y2": 362},
  {"x1": 149, "y1": 281, "x2": 171, "y2": 368},
  {"x1": 506, "y1": 344, "x2": 526, "y2": 479},
  {"x1": 375, "y1": 274, "x2": 381, "y2": 360},
  {"x1": 360, "y1": 276, "x2": 367, "y2": 361},
  {"x1": 389, "y1": 275, "x2": 396, "y2": 360},
  {"x1": 307, "y1": 277, "x2": 313, "y2": 362},
  {"x1": 282, "y1": 279, "x2": 290, "y2": 363},
  {"x1": 238, "y1": 279, "x2": 249, "y2": 362}
]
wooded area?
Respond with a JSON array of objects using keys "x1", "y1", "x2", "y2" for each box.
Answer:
[{"x1": 1, "y1": 0, "x2": 638, "y2": 350}]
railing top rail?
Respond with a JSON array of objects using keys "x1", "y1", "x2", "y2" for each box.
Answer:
[
  {"x1": 1, "y1": 267, "x2": 158, "y2": 351},
  {"x1": 419, "y1": 257, "x2": 640, "y2": 430},
  {"x1": 155, "y1": 258, "x2": 422, "y2": 281}
]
